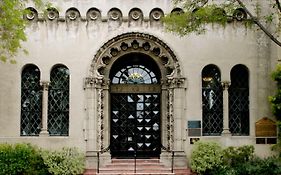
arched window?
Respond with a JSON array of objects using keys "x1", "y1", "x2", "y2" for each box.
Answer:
[
  {"x1": 229, "y1": 65, "x2": 249, "y2": 135},
  {"x1": 112, "y1": 65, "x2": 158, "y2": 84},
  {"x1": 202, "y1": 65, "x2": 223, "y2": 136},
  {"x1": 48, "y1": 65, "x2": 69, "y2": 136},
  {"x1": 21, "y1": 65, "x2": 42, "y2": 136}
]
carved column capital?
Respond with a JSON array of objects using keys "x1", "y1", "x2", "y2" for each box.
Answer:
[
  {"x1": 221, "y1": 81, "x2": 231, "y2": 90},
  {"x1": 40, "y1": 81, "x2": 50, "y2": 91},
  {"x1": 166, "y1": 77, "x2": 185, "y2": 88},
  {"x1": 84, "y1": 77, "x2": 110, "y2": 89}
]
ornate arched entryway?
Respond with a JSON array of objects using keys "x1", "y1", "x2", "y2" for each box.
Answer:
[
  {"x1": 110, "y1": 53, "x2": 162, "y2": 158},
  {"x1": 84, "y1": 33, "x2": 185, "y2": 161}
]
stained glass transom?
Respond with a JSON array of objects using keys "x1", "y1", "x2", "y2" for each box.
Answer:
[
  {"x1": 48, "y1": 66, "x2": 69, "y2": 136},
  {"x1": 21, "y1": 65, "x2": 42, "y2": 136},
  {"x1": 112, "y1": 65, "x2": 158, "y2": 84},
  {"x1": 229, "y1": 65, "x2": 249, "y2": 135},
  {"x1": 202, "y1": 65, "x2": 223, "y2": 136}
]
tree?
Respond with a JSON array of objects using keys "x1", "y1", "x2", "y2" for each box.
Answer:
[
  {"x1": 0, "y1": 0, "x2": 47, "y2": 63},
  {"x1": 163, "y1": 0, "x2": 281, "y2": 47}
]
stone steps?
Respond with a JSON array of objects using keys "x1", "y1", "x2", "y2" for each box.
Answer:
[{"x1": 84, "y1": 159, "x2": 195, "y2": 175}]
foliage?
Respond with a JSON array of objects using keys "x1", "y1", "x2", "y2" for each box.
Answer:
[
  {"x1": 272, "y1": 122, "x2": 281, "y2": 156},
  {"x1": 190, "y1": 141, "x2": 224, "y2": 175},
  {"x1": 0, "y1": 0, "x2": 49, "y2": 63},
  {"x1": 163, "y1": 0, "x2": 281, "y2": 47},
  {"x1": 0, "y1": 143, "x2": 49, "y2": 175},
  {"x1": 41, "y1": 147, "x2": 85, "y2": 175},
  {"x1": 191, "y1": 142, "x2": 281, "y2": 175},
  {"x1": 163, "y1": 3, "x2": 236, "y2": 36},
  {"x1": 227, "y1": 156, "x2": 281, "y2": 175},
  {"x1": 223, "y1": 145, "x2": 254, "y2": 166}
]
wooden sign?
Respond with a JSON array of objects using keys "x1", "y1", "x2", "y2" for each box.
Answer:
[{"x1": 255, "y1": 117, "x2": 277, "y2": 137}]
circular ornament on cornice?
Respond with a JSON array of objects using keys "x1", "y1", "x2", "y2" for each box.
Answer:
[
  {"x1": 87, "y1": 8, "x2": 101, "y2": 21},
  {"x1": 129, "y1": 9, "x2": 142, "y2": 20},
  {"x1": 233, "y1": 8, "x2": 247, "y2": 21},
  {"x1": 108, "y1": 9, "x2": 122, "y2": 21},
  {"x1": 25, "y1": 7, "x2": 38, "y2": 20},
  {"x1": 66, "y1": 9, "x2": 80, "y2": 20},
  {"x1": 150, "y1": 9, "x2": 164, "y2": 21},
  {"x1": 47, "y1": 8, "x2": 59, "y2": 20}
]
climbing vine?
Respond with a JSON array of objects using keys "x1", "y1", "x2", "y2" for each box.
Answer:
[{"x1": 270, "y1": 64, "x2": 281, "y2": 156}]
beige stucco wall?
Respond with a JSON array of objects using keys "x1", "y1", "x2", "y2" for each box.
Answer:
[{"x1": 0, "y1": 0, "x2": 279, "y2": 162}]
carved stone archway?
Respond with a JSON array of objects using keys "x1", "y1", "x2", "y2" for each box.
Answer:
[{"x1": 84, "y1": 32, "x2": 186, "y2": 166}]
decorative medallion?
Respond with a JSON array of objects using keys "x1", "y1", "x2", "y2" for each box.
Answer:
[
  {"x1": 108, "y1": 8, "x2": 122, "y2": 21},
  {"x1": 233, "y1": 8, "x2": 247, "y2": 21},
  {"x1": 129, "y1": 8, "x2": 143, "y2": 21},
  {"x1": 25, "y1": 7, "x2": 38, "y2": 20},
  {"x1": 66, "y1": 8, "x2": 80, "y2": 21},
  {"x1": 87, "y1": 8, "x2": 101, "y2": 21},
  {"x1": 150, "y1": 9, "x2": 164, "y2": 21},
  {"x1": 47, "y1": 8, "x2": 59, "y2": 20}
]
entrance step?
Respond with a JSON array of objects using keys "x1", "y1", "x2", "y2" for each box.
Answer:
[{"x1": 84, "y1": 159, "x2": 195, "y2": 175}]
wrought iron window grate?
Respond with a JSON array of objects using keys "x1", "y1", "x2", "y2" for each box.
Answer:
[
  {"x1": 21, "y1": 65, "x2": 42, "y2": 136},
  {"x1": 48, "y1": 66, "x2": 69, "y2": 136},
  {"x1": 229, "y1": 65, "x2": 249, "y2": 135},
  {"x1": 202, "y1": 65, "x2": 223, "y2": 136}
]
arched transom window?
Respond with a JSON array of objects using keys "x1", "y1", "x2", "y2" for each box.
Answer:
[{"x1": 112, "y1": 65, "x2": 158, "y2": 84}]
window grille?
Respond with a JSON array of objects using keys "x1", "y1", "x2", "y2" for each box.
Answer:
[
  {"x1": 48, "y1": 66, "x2": 69, "y2": 136},
  {"x1": 21, "y1": 65, "x2": 42, "y2": 136},
  {"x1": 229, "y1": 65, "x2": 249, "y2": 135},
  {"x1": 202, "y1": 65, "x2": 223, "y2": 136}
]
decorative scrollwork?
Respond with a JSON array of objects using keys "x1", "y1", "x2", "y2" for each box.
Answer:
[
  {"x1": 167, "y1": 88, "x2": 174, "y2": 150},
  {"x1": 97, "y1": 88, "x2": 104, "y2": 150}
]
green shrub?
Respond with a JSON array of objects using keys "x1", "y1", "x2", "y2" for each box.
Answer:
[
  {"x1": 190, "y1": 141, "x2": 224, "y2": 175},
  {"x1": 228, "y1": 156, "x2": 281, "y2": 175},
  {"x1": 223, "y1": 145, "x2": 254, "y2": 166},
  {"x1": 0, "y1": 143, "x2": 49, "y2": 175},
  {"x1": 42, "y1": 147, "x2": 85, "y2": 175}
]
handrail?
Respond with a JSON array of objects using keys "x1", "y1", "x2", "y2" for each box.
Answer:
[
  {"x1": 134, "y1": 151, "x2": 137, "y2": 173},
  {"x1": 97, "y1": 145, "x2": 110, "y2": 174},
  {"x1": 161, "y1": 145, "x2": 175, "y2": 173}
]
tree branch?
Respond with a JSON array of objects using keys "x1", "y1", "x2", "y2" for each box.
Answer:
[
  {"x1": 276, "y1": 0, "x2": 281, "y2": 13},
  {"x1": 235, "y1": 0, "x2": 281, "y2": 47}
]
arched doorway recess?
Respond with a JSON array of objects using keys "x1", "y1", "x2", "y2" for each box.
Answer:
[{"x1": 84, "y1": 33, "x2": 185, "y2": 159}]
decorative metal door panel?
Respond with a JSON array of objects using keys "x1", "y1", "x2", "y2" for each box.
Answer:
[{"x1": 111, "y1": 93, "x2": 161, "y2": 158}]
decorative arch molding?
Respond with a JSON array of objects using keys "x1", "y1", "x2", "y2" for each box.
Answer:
[
  {"x1": 84, "y1": 32, "x2": 186, "y2": 154},
  {"x1": 89, "y1": 32, "x2": 183, "y2": 83}
]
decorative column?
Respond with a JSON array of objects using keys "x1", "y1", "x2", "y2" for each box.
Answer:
[
  {"x1": 40, "y1": 81, "x2": 50, "y2": 136},
  {"x1": 165, "y1": 77, "x2": 187, "y2": 168},
  {"x1": 84, "y1": 77, "x2": 97, "y2": 152},
  {"x1": 221, "y1": 81, "x2": 231, "y2": 135}
]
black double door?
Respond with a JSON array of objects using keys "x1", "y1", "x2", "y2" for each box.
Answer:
[{"x1": 110, "y1": 93, "x2": 161, "y2": 158}]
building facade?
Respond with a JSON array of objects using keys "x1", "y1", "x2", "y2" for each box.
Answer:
[{"x1": 0, "y1": 0, "x2": 279, "y2": 170}]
